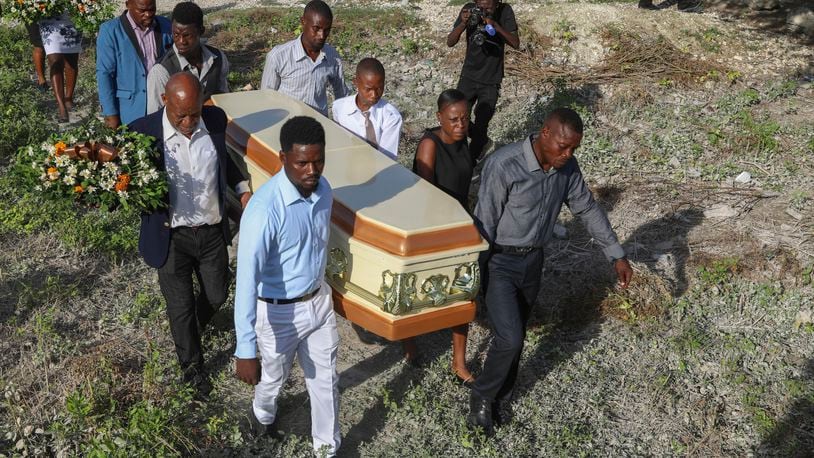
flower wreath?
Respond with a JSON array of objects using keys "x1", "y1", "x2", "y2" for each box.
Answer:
[{"x1": 22, "y1": 121, "x2": 168, "y2": 212}]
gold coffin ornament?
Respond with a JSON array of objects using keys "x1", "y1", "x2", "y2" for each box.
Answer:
[{"x1": 212, "y1": 90, "x2": 489, "y2": 340}]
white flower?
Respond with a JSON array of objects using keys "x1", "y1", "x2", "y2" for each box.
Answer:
[
  {"x1": 121, "y1": 159, "x2": 130, "y2": 165},
  {"x1": 34, "y1": 185, "x2": 42, "y2": 191},
  {"x1": 79, "y1": 169, "x2": 92, "y2": 179},
  {"x1": 86, "y1": 186, "x2": 97, "y2": 193},
  {"x1": 62, "y1": 175, "x2": 74, "y2": 186},
  {"x1": 117, "y1": 190, "x2": 129, "y2": 199},
  {"x1": 43, "y1": 181, "x2": 52, "y2": 189},
  {"x1": 27, "y1": 146, "x2": 34, "y2": 157},
  {"x1": 55, "y1": 155, "x2": 70, "y2": 167},
  {"x1": 31, "y1": 161, "x2": 38, "y2": 169}
]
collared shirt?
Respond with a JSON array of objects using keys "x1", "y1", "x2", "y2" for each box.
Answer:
[
  {"x1": 146, "y1": 43, "x2": 231, "y2": 114},
  {"x1": 161, "y1": 110, "x2": 254, "y2": 227},
  {"x1": 474, "y1": 134, "x2": 625, "y2": 261},
  {"x1": 332, "y1": 95, "x2": 403, "y2": 159},
  {"x1": 234, "y1": 171, "x2": 333, "y2": 358},
  {"x1": 126, "y1": 11, "x2": 158, "y2": 71},
  {"x1": 260, "y1": 36, "x2": 348, "y2": 116}
]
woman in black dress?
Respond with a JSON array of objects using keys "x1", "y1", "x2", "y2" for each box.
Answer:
[{"x1": 408, "y1": 89, "x2": 476, "y2": 386}]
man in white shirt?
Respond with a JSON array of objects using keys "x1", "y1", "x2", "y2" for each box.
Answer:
[
  {"x1": 129, "y1": 73, "x2": 251, "y2": 398},
  {"x1": 146, "y1": 1, "x2": 230, "y2": 114},
  {"x1": 260, "y1": 0, "x2": 347, "y2": 116},
  {"x1": 332, "y1": 58, "x2": 402, "y2": 159}
]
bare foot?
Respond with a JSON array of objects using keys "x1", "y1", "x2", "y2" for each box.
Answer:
[
  {"x1": 65, "y1": 98, "x2": 74, "y2": 111},
  {"x1": 57, "y1": 106, "x2": 69, "y2": 123}
]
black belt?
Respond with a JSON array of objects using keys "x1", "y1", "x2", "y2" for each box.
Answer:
[
  {"x1": 176, "y1": 223, "x2": 217, "y2": 233},
  {"x1": 493, "y1": 244, "x2": 543, "y2": 255},
  {"x1": 259, "y1": 286, "x2": 321, "y2": 305}
]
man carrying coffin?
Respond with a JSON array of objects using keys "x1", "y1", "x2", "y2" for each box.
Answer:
[
  {"x1": 469, "y1": 108, "x2": 633, "y2": 435},
  {"x1": 130, "y1": 73, "x2": 251, "y2": 397},
  {"x1": 234, "y1": 117, "x2": 340, "y2": 456}
]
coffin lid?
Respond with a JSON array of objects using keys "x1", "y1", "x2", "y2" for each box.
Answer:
[{"x1": 212, "y1": 90, "x2": 486, "y2": 258}]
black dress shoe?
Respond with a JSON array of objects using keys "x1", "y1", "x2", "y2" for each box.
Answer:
[
  {"x1": 492, "y1": 399, "x2": 512, "y2": 427},
  {"x1": 247, "y1": 406, "x2": 284, "y2": 441},
  {"x1": 185, "y1": 372, "x2": 212, "y2": 400},
  {"x1": 467, "y1": 394, "x2": 494, "y2": 436},
  {"x1": 352, "y1": 323, "x2": 387, "y2": 345}
]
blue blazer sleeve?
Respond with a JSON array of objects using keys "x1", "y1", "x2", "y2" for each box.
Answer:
[
  {"x1": 96, "y1": 19, "x2": 119, "y2": 117},
  {"x1": 130, "y1": 112, "x2": 172, "y2": 268}
]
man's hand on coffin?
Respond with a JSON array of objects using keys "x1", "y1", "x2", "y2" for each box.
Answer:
[
  {"x1": 614, "y1": 258, "x2": 633, "y2": 289},
  {"x1": 236, "y1": 357, "x2": 261, "y2": 385},
  {"x1": 239, "y1": 192, "x2": 252, "y2": 209}
]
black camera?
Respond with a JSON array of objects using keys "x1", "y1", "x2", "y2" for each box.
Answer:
[
  {"x1": 467, "y1": 6, "x2": 485, "y2": 28},
  {"x1": 466, "y1": 6, "x2": 494, "y2": 46}
]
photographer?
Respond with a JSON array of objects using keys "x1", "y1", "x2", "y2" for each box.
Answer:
[{"x1": 447, "y1": 0, "x2": 519, "y2": 160}]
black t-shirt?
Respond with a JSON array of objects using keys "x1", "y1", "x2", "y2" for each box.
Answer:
[{"x1": 453, "y1": 2, "x2": 517, "y2": 85}]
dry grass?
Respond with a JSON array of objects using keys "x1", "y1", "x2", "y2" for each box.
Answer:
[
  {"x1": 506, "y1": 28, "x2": 723, "y2": 88},
  {"x1": 600, "y1": 266, "x2": 672, "y2": 322}
]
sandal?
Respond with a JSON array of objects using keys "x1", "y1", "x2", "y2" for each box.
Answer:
[{"x1": 453, "y1": 367, "x2": 475, "y2": 389}]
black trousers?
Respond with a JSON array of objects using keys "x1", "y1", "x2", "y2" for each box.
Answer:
[
  {"x1": 157, "y1": 225, "x2": 230, "y2": 375},
  {"x1": 457, "y1": 76, "x2": 500, "y2": 160},
  {"x1": 472, "y1": 250, "x2": 544, "y2": 403}
]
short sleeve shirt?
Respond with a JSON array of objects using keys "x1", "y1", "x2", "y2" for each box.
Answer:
[{"x1": 453, "y1": 2, "x2": 518, "y2": 85}]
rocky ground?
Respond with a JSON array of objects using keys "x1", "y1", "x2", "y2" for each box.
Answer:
[{"x1": 2, "y1": 0, "x2": 814, "y2": 456}]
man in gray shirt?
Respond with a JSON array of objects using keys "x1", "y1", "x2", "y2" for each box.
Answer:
[
  {"x1": 468, "y1": 108, "x2": 633, "y2": 435},
  {"x1": 260, "y1": 0, "x2": 347, "y2": 116}
]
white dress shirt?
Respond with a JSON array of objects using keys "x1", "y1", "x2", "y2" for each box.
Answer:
[
  {"x1": 162, "y1": 111, "x2": 221, "y2": 227},
  {"x1": 260, "y1": 36, "x2": 347, "y2": 116},
  {"x1": 331, "y1": 95, "x2": 402, "y2": 159}
]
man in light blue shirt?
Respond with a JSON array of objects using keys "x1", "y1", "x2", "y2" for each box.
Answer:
[{"x1": 233, "y1": 116, "x2": 339, "y2": 456}]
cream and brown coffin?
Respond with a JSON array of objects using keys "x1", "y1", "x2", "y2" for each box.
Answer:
[{"x1": 212, "y1": 90, "x2": 488, "y2": 340}]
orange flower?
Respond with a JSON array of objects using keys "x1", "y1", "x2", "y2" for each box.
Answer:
[
  {"x1": 54, "y1": 141, "x2": 66, "y2": 156},
  {"x1": 115, "y1": 173, "x2": 131, "y2": 192},
  {"x1": 47, "y1": 167, "x2": 57, "y2": 174},
  {"x1": 74, "y1": 185, "x2": 84, "y2": 193},
  {"x1": 38, "y1": 3, "x2": 46, "y2": 11},
  {"x1": 78, "y1": 4, "x2": 86, "y2": 13},
  {"x1": 16, "y1": 0, "x2": 23, "y2": 5}
]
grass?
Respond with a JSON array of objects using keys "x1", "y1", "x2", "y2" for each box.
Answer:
[{"x1": 2, "y1": 2, "x2": 814, "y2": 456}]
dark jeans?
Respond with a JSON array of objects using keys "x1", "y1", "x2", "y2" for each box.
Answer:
[
  {"x1": 472, "y1": 250, "x2": 544, "y2": 403},
  {"x1": 158, "y1": 225, "x2": 230, "y2": 375},
  {"x1": 457, "y1": 76, "x2": 500, "y2": 160}
]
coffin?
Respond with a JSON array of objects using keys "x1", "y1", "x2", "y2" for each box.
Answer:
[{"x1": 212, "y1": 90, "x2": 489, "y2": 340}]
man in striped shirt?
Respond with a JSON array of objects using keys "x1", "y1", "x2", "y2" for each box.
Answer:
[{"x1": 260, "y1": 0, "x2": 348, "y2": 116}]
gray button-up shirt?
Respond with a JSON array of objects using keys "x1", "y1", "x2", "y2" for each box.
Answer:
[
  {"x1": 474, "y1": 134, "x2": 625, "y2": 262},
  {"x1": 260, "y1": 36, "x2": 348, "y2": 116}
]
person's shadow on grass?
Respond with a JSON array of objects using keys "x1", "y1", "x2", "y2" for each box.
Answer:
[{"x1": 508, "y1": 186, "x2": 704, "y2": 410}]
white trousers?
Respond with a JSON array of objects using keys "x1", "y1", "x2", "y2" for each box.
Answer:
[{"x1": 252, "y1": 281, "x2": 341, "y2": 456}]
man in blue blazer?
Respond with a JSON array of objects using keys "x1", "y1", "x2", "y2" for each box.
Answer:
[
  {"x1": 130, "y1": 73, "x2": 251, "y2": 396},
  {"x1": 97, "y1": 0, "x2": 173, "y2": 128}
]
